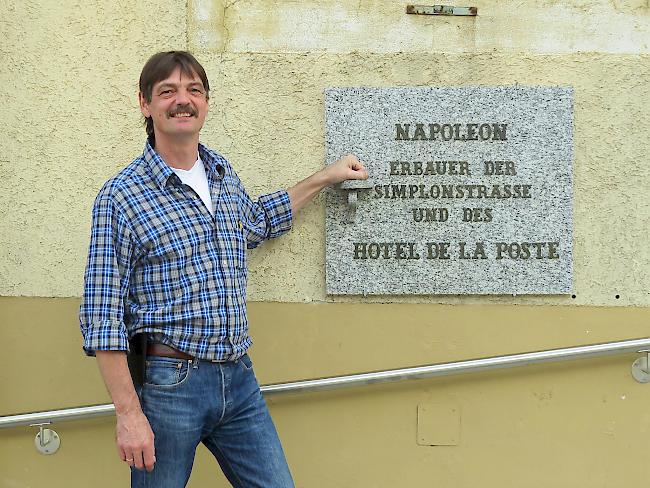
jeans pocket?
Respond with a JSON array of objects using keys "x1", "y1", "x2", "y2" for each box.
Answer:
[{"x1": 144, "y1": 357, "x2": 190, "y2": 388}]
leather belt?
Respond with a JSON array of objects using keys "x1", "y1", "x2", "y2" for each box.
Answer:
[{"x1": 146, "y1": 343, "x2": 194, "y2": 361}]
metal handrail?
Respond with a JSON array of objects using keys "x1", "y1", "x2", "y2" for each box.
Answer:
[{"x1": 2, "y1": 337, "x2": 649, "y2": 429}]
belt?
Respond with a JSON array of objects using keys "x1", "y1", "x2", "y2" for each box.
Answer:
[{"x1": 146, "y1": 343, "x2": 194, "y2": 361}]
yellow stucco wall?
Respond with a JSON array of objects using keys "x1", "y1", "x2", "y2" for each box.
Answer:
[
  {"x1": 0, "y1": 0, "x2": 188, "y2": 297},
  {"x1": 1, "y1": 1, "x2": 649, "y2": 487},
  {"x1": 1, "y1": 0, "x2": 649, "y2": 306}
]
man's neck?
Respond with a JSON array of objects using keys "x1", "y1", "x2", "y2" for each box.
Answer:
[{"x1": 153, "y1": 134, "x2": 200, "y2": 170}]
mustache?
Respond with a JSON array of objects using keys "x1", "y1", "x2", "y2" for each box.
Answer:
[{"x1": 167, "y1": 105, "x2": 197, "y2": 117}]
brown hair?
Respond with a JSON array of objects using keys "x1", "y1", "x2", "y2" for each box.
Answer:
[{"x1": 139, "y1": 51, "x2": 210, "y2": 142}]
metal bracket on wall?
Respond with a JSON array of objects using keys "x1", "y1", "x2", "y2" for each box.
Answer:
[
  {"x1": 631, "y1": 350, "x2": 650, "y2": 383},
  {"x1": 30, "y1": 422, "x2": 60, "y2": 455},
  {"x1": 338, "y1": 179, "x2": 373, "y2": 224},
  {"x1": 406, "y1": 4, "x2": 477, "y2": 16}
]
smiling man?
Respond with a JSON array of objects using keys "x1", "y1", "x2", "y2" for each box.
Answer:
[{"x1": 80, "y1": 51, "x2": 367, "y2": 488}]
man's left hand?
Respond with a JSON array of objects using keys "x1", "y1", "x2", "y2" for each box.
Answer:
[
  {"x1": 287, "y1": 154, "x2": 370, "y2": 214},
  {"x1": 323, "y1": 154, "x2": 369, "y2": 185}
]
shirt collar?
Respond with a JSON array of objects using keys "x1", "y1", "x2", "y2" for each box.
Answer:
[
  {"x1": 143, "y1": 139, "x2": 225, "y2": 190},
  {"x1": 198, "y1": 143, "x2": 226, "y2": 179}
]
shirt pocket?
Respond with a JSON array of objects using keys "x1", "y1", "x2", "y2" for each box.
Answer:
[
  {"x1": 233, "y1": 221, "x2": 247, "y2": 270},
  {"x1": 218, "y1": 181, "x2": 247, "y2": 271}
]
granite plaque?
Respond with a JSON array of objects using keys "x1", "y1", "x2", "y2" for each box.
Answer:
[{"x1": 325, "y1": 87, "x2": 573, "y2": 295}]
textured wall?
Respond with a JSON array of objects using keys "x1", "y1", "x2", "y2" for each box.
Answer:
[
  {"x1": 1, "y1": 0, "x2": 649, "y2": 305},
  {"x1": 191, "y1": 0, "x2": 650, "y2": 306},
  {"x1": 200, "y1": 51, "x2": 650, "y2": 307},
  {"x1": 0, "y1": 0, "x2": 187, "y2": 296},
  {"x1": 2, "y1": 3, "x2": 650, "y2": 488},
  {"x1": 191, "y1": 0, "x2": 650, "y2": 55}
]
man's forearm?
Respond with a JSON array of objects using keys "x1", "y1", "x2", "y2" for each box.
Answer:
[
  {"x1": 287, "y1": 154, "x2": 369, "y2": 214},
  {"x1": 95, "y1": 351, "x2": 141, "y2": 414},
  {"x1": 95, "y1": 350, "x2": 156, "y2": 471},
  {"x1": 286, "y1": 170, "x2": 330, "y2": 214}
]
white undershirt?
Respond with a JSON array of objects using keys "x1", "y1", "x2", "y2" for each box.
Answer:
[{"x1": 171, "y1": 157, "x2": 214, "y2": 216}]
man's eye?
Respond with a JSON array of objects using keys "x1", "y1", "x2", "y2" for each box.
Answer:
[
  {"x1": 159, "y1": 90, "x2": 173, "y2": 96},
  {"x1": 191, "y1": 88, "x2": 204, "y2": 94}
]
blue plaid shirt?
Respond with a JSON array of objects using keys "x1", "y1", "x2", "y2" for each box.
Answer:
[{"x1": 80, "y1": 140, "x2": 292, "y2": 361}]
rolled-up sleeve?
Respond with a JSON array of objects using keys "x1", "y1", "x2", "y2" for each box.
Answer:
[
  {"x1": 79, "y1": 188, "x2": 134, "y2": 355},
  {"x1": 240, "y1": 189, "x2": 293, "y2": 248}
]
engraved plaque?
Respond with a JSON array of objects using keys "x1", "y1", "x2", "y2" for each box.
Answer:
[{"x1": 325, "y1": 87, "x2": 573, "y2": 295}]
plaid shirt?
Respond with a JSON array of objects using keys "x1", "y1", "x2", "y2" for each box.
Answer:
[{"x1": 80, "y1": 140, "x2": 292, "y2": 361}]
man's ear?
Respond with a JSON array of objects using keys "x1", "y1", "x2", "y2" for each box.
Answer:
[{"x1": 139, "y1": 92, "x2": 151, "y2": 118}]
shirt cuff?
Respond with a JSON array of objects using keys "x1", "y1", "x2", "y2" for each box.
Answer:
[
  {"x1": 258, "y1": 190, "x2": 293, "y2": 239},
  {"x1": 81, "y1": 320, "x2": 130, "y2": 357}
]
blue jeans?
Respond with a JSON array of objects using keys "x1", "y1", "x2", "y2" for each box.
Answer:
[{"x1": 131, "y1": 354, "x2": 294, "y2": 488}]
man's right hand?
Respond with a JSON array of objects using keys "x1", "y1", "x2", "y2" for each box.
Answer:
[
  {"x1": 95, "y1": 350, "x2": 156, "y2": 472},
  {"x1": 117, "y1": 408, "x2": 156, "y2": 471}
]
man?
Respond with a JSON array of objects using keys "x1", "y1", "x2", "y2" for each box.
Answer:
[{"x1": 80, "y1": 51, "x2": 367, "y2": 488}]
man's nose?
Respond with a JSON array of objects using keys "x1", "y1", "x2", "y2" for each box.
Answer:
[{"x1": 175, "y1": 88, "x2": 190, "y2": 104}]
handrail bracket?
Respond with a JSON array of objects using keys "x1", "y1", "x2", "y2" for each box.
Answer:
[
  {"x1": 631, "y1": 350, "x2": 650, "y2": 383},
  {"x1": 30, "y1": 422, "x2": 60, "y2": 455}
]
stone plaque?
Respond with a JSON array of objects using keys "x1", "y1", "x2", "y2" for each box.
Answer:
[{"x1": 325, "y1": 87, "x2": 573, "y2": 295}]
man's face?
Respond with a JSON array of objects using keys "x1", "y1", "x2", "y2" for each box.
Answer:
[{"x1": 139, "y1": 66, "x2": 209, "y2": 142}]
